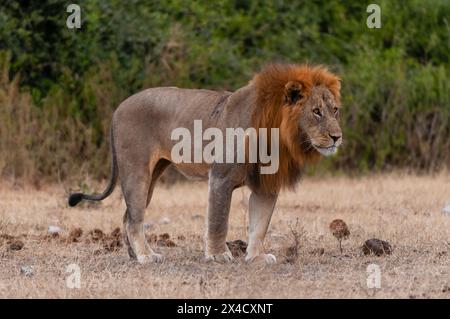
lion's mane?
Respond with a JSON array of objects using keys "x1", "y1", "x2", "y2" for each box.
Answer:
[{"x1": 249, "y1": 64, "x2": 341, "y2": 194}]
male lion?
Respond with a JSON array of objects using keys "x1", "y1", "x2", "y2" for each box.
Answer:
[{"x1": 69, "y1": 63, "x2": 342, "y2": 264}]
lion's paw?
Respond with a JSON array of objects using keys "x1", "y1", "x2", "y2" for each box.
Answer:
[
  {"x1": 245, "y1": 253, "x2": 277, "y2": 265},
  {"x1": 205, "y1": 250, "x2": 234, "y2": 263},
  {"x1": 136, "y1": 253, "x2": 164, "y2": 264}
]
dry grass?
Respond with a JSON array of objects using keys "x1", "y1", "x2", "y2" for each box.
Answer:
[{"x1": 0, "y1": 173, "x2": 449, "y2": 299}]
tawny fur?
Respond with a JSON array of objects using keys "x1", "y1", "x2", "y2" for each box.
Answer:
[{"x1": 68, "y1": 62, "x2": 342, "y2": 264}]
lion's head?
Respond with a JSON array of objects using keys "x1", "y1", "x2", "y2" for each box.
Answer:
[{"x1": 251, "y1": 63, "x2": 342, "y2": 194}]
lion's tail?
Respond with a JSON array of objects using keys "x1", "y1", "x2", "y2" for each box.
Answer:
[{"x1": 68, "y1": 124, "x2": 118, "y2": 207}]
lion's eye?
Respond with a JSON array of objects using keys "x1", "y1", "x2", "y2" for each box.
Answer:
[{"x1": 313, "y1": 108, "x2": 321, "y2": 116}]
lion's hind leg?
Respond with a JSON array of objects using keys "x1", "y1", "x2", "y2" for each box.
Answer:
[
  {"x1": 121, "y1": 166, "x2": 163, "y2": 264},
  {"x1": 143, "y1": 159, "x2": 170, "y2": 255}
]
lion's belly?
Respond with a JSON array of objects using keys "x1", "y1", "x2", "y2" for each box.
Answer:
[{"x1": 172, "y1": 162, "x2": 210, "y2": 181}]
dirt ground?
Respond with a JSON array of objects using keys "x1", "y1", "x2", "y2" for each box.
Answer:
[{"x1": 0, "y1": 173, "x2": 449, "y2": 298}]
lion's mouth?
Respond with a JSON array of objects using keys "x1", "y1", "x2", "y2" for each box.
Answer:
[{"x1": 312, "y1": 144, "x2": 338, "y2": 156}]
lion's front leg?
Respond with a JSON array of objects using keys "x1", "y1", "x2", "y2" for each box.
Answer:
[
  {"x1": 204, "y1": 171, "x2": 234, "y2": 263},
  {"x1": 245, "y1": 191, "x2": 278, "y2": 265}
]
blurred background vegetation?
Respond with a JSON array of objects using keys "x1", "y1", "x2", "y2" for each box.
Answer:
[{"x1": 0, "y1": 0, "x2": 449, "y2": 184}]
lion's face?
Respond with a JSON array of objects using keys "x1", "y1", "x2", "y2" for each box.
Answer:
[
  {"x1": 254, "y1": 64, "x2": 342, "y2": 193},
  {"x1": 296, "y1": 85, "x2": 342, "y2": 156}
]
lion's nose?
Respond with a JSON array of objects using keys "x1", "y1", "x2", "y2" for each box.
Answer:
[{"x1": 329, "y1": 133, "x2": 341, "y2": 143}]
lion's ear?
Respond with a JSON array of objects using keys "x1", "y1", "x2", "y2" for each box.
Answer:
[{"x1": 285, "y1": 81, "x2": 303, "y2": 105}]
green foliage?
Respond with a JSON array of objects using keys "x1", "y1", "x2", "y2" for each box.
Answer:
[{"x1": 0, "y1": 0, "x2": 449, "y2": 180}]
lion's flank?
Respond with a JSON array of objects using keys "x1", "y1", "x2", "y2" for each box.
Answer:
[{"x1": 250, "y1": 63, "x2": 341, "y2": 194}]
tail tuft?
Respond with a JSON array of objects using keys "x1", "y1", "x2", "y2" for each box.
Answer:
[
  {"x1": 68, "y1": 123, "x2": 118, "y2": 208},
  {"x1": 68, "y1": 193, "x2": 84, "y2": 207}
]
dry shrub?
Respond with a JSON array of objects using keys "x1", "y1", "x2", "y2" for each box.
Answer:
[
  {"x1": 0, "y1": 51, "x2": 99, "y2": 184},
  {"x1": 329, "y1": 219, "x2": 350, "y2": 254},
  {"x1": 0, "y1": 51, "x2": 183, "y2": 185},
  {"x1": 283, "y1": 218, "x2": 306, "y2": 264}
]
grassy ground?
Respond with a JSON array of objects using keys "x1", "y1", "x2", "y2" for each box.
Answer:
[{"x1": 0, "y1": 173, "x2": 449, "y2": 298}]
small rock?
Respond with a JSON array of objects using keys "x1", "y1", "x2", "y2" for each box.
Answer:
[
  {"x1": 192, "y1": 214, "x2": 203, "y2": 220},
  {"x1": 20, "y1": 265, "x2": 34, "y2": 277},
  {"x1": 159, "y1": 217, "x2": 171, "y2": 225},
  {"x1": 442, "y1": 204, "x2": 450, "y2": 215},
  {"x1": 48, "y1": 225, "x2": 62, "y2": 234},
  {"x1": 143, "y1": 223, "x2": 153, "y2": 231},
  {"x1": 9, "y1": 240, "x2": 24, "y2": 251},
  {"x1": 362, "y1": 238, "x2": 392, "y2": 256},
  {"x1": 442, "y1": 285, "x2": 450, "y2": 293}
]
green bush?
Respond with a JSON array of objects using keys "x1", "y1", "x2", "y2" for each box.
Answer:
[{"x1": 0, "y1": 0, "x2": 449, "y2": 181}]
